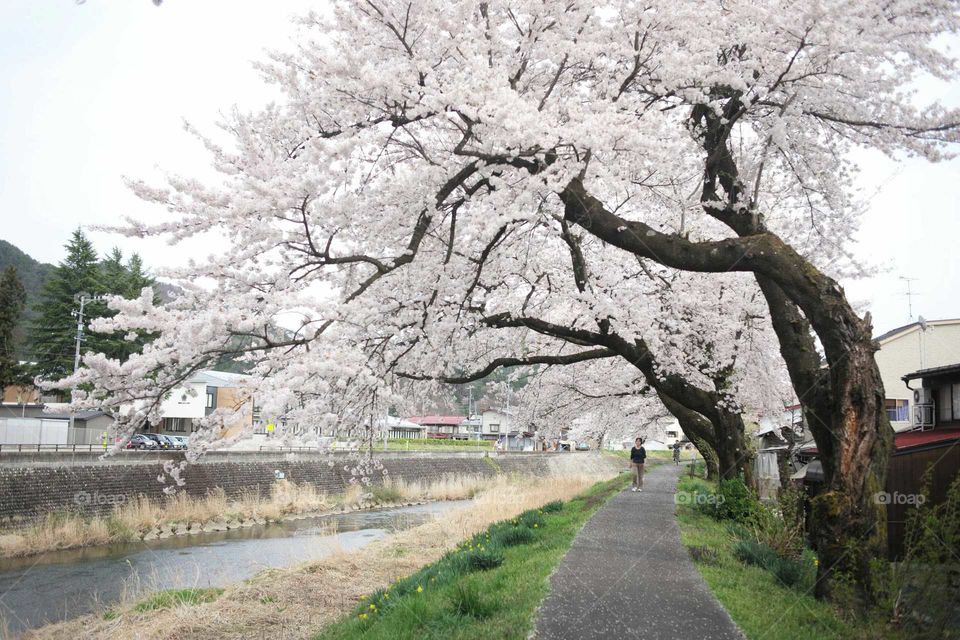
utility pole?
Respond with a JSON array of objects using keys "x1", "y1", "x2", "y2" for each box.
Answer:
[{"x1": 69, "y1": 292, "x2": 101, "y2": 437}]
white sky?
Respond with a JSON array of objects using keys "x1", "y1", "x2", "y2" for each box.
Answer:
[{"x1": 0, "y1": 1, "x2": 958, "y2": 337}]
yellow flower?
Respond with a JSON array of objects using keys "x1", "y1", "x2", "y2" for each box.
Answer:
[
  {"x1": 416, "y1": 585, "x2": 423, "y2": 593},
  {"x1": 359, "y1": 613, "x2": 368, "y2": 620},
  {"x1": 360, "y1": 595, "x2": 366, "y2": 601},
  {"x1": 369, "y1": 604, "x2": 376, "y2": 611},
  {"x1": 533, "y1": 523, "x2": 539, "y2": 528}
]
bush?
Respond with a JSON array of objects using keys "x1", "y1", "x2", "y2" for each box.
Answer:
[
  {"x1": 542, "y1": 500, "x2": 563, "y2": 513},
  {"x1": 712, "y1": 477, "x2": 759, "y2": 523},
  {"x1": 751, "y1": 503, "x2": 805, "y2": 561},
  {"x1": 766, "y1": 555, "x2": 809, "y2": 588},
  {"x1": 492, "y1": 525, "x2": 536, "y2": 547}
]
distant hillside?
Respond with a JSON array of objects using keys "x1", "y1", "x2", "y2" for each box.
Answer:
[
  {"x1": 0, "y1": 238, "x2": 182, "y2": 359},
  {"x1": 0, "y1": 239, "x2": 55, "y2": 357}
]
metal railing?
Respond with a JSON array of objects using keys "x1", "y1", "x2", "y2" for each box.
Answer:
[{"x1": 0, "y1": 444, "x2": 176, "y2": 453}]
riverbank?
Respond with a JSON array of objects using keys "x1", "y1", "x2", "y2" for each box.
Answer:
[
  {"x1": 25, "y1": 471, "x2": 616, "y2": 639},
  {"x1": 0, "y1": 475, "x2": 490, "y2": 560}
]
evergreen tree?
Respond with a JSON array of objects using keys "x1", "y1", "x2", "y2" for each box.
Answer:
[
  {"x1": 0, "y1": 266, "x2": 27, "y2": 389},
  {"x1": 28, "y1": 229, "x2": 104, "y2": 380},
  {"x1": 98, "y1": 250, "x2": 158, "y2": 362},
  {"x1": 125, "y1": 253, "x2": 155, "y2": 299}
]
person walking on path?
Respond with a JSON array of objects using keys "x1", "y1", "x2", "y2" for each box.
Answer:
[
  {"x1": 630, "y1": 437, "x2": 646, "y2": 492},
  {"x1": 673, "y1": 442, "x2": 681, "y2": 465}
]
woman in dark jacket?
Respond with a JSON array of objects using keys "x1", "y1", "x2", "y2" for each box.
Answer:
[{"x1": 630, "y1": 437, "x2": 646, "y2": 492}]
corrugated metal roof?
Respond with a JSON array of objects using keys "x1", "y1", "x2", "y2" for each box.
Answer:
[{"x1": 407, "y1": 415, "x2": 466, "y2": 426}]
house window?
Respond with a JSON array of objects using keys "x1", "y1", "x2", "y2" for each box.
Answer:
[
  {"x1": 205, "y1": 392, "x2": 215, "y2": 409},
  {"x1": 489, "y1": 423, "x2": 499, "y2": 433},
  {"x1": 884, "y1": 399, "x2": 909, "y2": 423},
  {"x1": 162, "y1": 417, "x2": 188, "y2": 433},
  {"x1": 666, "y1": 431, "x2": 678, "y2": 439}
]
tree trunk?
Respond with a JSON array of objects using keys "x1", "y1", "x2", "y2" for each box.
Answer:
[
  {"x1": 757, "y1": 276, "x2": 892, "y2": 602},
  {"x1": 809, "y1": 338, "x2": 892, "y2": 601}
]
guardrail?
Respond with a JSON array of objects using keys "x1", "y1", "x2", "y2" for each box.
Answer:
[{"x1": 0, "y1": 444, "x2": 180, "y2": 453}]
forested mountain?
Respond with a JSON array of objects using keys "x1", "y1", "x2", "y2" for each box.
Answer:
[{"x1": 0, "y1": 240, "x2": 54, "y2": 358}]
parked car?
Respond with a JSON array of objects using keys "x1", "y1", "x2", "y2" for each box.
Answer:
[
  {"x1": 141, "y1": 433, "x2": 174, "y2": 449},
  {"x1": 169, "y1": 435, "x2": 188, "y2": 450},
  {"x1": 126, "y1": 434, "x2": 158, "y2": 450},
  {"x1": 576, "y1": 442, "x2": 590, "y2": 451}
]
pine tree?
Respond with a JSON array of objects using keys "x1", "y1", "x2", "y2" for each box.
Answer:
[
  {"x1": 125, "y1": 253, "x2": 156, "y2": 299},
  {"x1": 0, "y1": 266, "x2": 27, "y2": 389},
  {"x1": 28, "y1": 229, "x2": 104, "y2": 381}
]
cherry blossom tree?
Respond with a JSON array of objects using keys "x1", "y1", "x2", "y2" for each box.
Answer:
[{"x1": 65, "y1": 0, "x2": 960, "y2": 600}]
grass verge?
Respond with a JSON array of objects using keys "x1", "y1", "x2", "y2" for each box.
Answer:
[
  {"x1": 314, "y1": 474, "x2": 629, "y2": 640},
  {"x1": 133, "y1": 588, "x2": 225, "y2": 612},
  {"x1": 675, "y1": 476, "x2": 907, "y2": 640}
]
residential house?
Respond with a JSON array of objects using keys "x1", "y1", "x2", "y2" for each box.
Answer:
[
  {"x1": 153, "y1": 370, "x2": 255, "y2": 437},
  {"x1": 407, "y1": 415, "x2": 467, "y2": 439},
  {"x1": 796, "y1": 362, "x2": 960, "y2": 558},
  {"x1": 874, "y1": 317, "x2": 960, "y2": 432}
]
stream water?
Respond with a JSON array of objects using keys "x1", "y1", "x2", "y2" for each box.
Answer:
[{"x1": 0, "y1": 500, "x2": 471, "y2": 636}]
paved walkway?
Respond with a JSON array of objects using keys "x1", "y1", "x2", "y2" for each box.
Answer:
[{"x1": 534, "y1": 463, "x2": 744, "y2": 639}]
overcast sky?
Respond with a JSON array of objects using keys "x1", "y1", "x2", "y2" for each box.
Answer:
[{"x1": 1, "y1": 1, "x2": 958, "y2": 337}]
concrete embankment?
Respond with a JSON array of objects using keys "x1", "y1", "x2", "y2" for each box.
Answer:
[{"x1": 0, "y1": 451, "x2": 621, "y2": 522}]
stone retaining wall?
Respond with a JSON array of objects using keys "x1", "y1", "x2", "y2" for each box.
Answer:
[{"x1": 0, "y1": 452, "x2": 621, "y2": 523}]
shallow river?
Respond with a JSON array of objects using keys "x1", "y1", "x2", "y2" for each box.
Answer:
[{"x1": 0, "y1": 500, "x2": 471, "y2": 636}]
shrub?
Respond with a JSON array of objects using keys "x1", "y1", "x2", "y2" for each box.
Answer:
[
  {"x1": 712, "y1": 477, "x2": 759, "y2": 523},
  {"x1": 751, "y1": 503, "x2": 805, "y2": 561},
  {"x1": 766, "y1": 555, "x2": 809, "y2": 588},
  {"x1": 449, "y1": 582, "x2": 498, "y2": 619},
  {"x1": 492, "y1": 525, "x2": 536, "y2": 547},
  {"x1": 542, "y1": 500, "x2": 563, "y2": 513}
]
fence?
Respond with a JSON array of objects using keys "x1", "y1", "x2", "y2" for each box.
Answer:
[{"x1": 0, "y1": 418, "x2": 69, "y2": 447}]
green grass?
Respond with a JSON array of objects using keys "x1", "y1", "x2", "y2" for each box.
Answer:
[
  {"x1": 133, "y1": 588, "x2": 225, "y2": 612},
  {"x1": 314, "y1": 474, "x2": 629, "y2": 640},
  {"x1": 675, "y1": 476, "x2": 906, "y2": 640},
  {"x1": 383, "y1": 438, "x2": 494, "y2": 451}
]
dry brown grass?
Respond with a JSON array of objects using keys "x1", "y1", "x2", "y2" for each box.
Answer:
[
  {"x1": 25, "y1": 472, "x2": 614, "y2": 640},
  {"x1": 1, "y1": 480, "x2": 373, "y2": 559},
  {"x1": 0, "y1": 472, "x2": 510, "y2": 560}
]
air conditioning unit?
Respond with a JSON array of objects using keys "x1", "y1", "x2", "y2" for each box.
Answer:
[{"x1": 914, "y1": 387, "x2": 934, "y2": 405}]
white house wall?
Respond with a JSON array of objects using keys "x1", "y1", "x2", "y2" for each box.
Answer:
[
  {"x1": 876, "y1": 321, "x2": 960, "y2": 430},
  {"x1": 158, "y1": 381, "x2": 208, "y2": 419}
]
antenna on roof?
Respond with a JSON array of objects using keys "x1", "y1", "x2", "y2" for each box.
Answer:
[{"x1": 899, "y1": 276, "x2": 919, "y2": 320}]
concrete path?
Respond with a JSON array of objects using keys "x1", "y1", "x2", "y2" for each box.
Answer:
[{"x1": 534, "y1": 464, "x2": 744, "y2": 640}]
